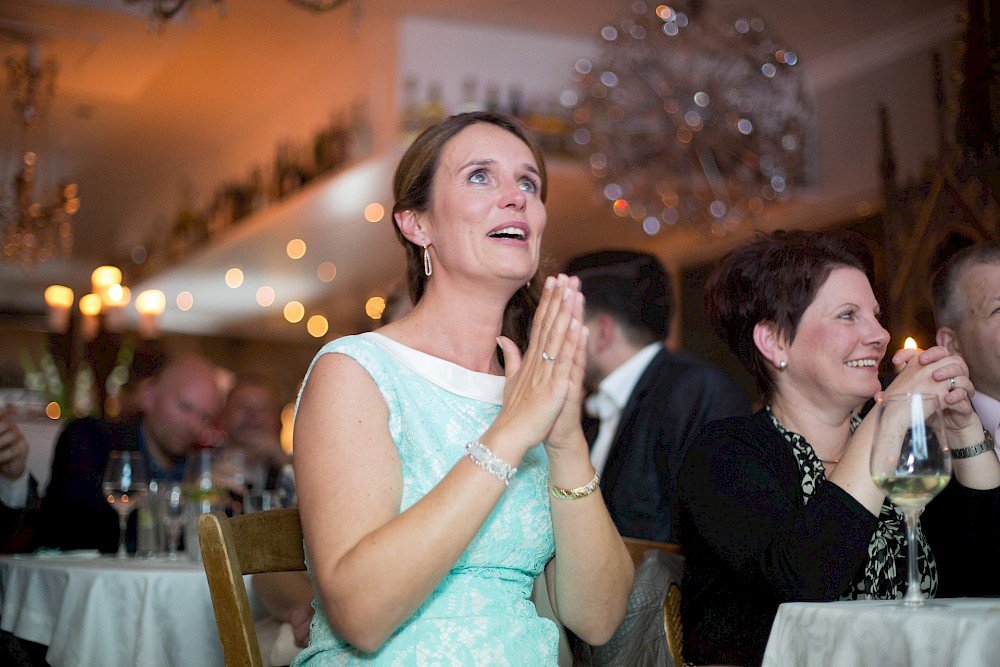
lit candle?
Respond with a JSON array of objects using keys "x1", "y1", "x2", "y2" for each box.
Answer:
[
  {"x1": 79, "y1": 293, "x2": 102, "y2": 340},
  {"x1": 135, "y1": 290, "x2": 166, "y2": 339},
  {"x1": 44, "y1": 285, "x2": 74, "y2": 333},
  {"x1": 904, "y1": 337, "x2": 918, "y2": 350},
  {"x1": 103, "y1": 284, "x2": 131, "y2": 332}
]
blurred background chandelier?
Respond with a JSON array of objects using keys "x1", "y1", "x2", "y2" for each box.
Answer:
[
  {"x1": 570, "y1": 0, "x2": 812, "y2": 237},
  {"x1": 124, "y1": 0, "x2": 362, "y2": 24},
  {"x1": 2, "y1": 43, "x2": 80, "y2": 270}
]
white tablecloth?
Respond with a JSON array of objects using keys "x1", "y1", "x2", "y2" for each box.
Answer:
[
  {"x1": 0, "y1": 554, "x2": 228, "y2": 667},
  {"x1": 762, "y1": 598, "x2": 1000, "y2": 667}
]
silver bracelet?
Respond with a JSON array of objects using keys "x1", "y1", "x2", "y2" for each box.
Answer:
[{"x1": 464, "y1": 441, "x2": 517, "y2": 486}]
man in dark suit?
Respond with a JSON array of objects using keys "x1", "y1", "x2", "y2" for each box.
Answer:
[
  {"x1": 39, "y1": 354, "x2": 224, "y2": 553},
  {"x1": 565, "y1": 250, "x2": 750, "y2": 543}
]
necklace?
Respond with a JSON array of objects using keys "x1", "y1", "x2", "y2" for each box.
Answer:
[{"x1": 819, "y1": 457, "x2": 840, "y2": 465}]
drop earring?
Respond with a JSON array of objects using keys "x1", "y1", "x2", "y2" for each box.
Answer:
[{"x1": 423, "y1": 243, "x2": 433, "y2": 277}]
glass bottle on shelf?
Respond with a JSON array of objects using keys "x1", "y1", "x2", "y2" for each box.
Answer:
[
  {"x1": 399, "y1": 74, "x2": 423, "y2": 143},
  {"x1": 484, "y1": 82, "x2": 502, "y2": 114},
  {"x1": 456, "y1": 76, "x2": 481, "y2": 114},
  {"x1": 348, "y1": 99, "x2": 373, "y2": 163},
  {"x1": 419, "y1": 81, "x2": 447, "y2": 130}
]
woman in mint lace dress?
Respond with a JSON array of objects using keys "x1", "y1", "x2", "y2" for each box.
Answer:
[{"x1": 292, "y1": 112, "x2": 634, "y2": 665}]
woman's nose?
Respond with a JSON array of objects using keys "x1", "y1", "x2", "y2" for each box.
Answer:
[{"x1": 500, "y1": 182, "x2": 526, "y2": 210}]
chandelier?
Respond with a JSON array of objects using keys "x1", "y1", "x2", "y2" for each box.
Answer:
[
  {"x1": 123, "y1": 0, "x2": 362, "y2": 27},
  {"x1": 570, "y1": 0, "x2": 812, "y2": 237},
  {"x1": 2, "y1": 44, "x2": 80, "y2": 270}
]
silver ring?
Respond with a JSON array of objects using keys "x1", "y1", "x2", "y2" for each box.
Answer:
[
  {"x1": 950, "y1": 377, "x2": 957, "y2": 390},
  {"x1": 541, "y1": 351, "x2": 556, "y2": 362}
]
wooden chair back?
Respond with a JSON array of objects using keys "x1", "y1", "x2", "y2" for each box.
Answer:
[
  {"x1": 199, "y1": 508, "x2": 307, "y2": 667},
  {"x1": 621, "y1": 537, "x2": 685, "y2": 667}
]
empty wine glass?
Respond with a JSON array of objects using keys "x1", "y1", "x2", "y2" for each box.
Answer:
[
  {"x1": 102, "y1": 451, "x2": 149, "y2": 559},
  {"x1": 158, "y1": 483, "x2": 186, "y2": 560},
  {"x1": 870, "y1": 393, "x2": 952, "y2": 605}
]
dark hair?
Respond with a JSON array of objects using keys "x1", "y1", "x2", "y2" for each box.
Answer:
[
  {"x1": 391, "y1": 111, "x2": 546, "y2": 352},
  {"x1": 705, "y1": 229, "x2": 870, "y2": 401},
  {"x1": 563, "y1": 250, "x2": 672, "y2": 345},
  {"x1": 931, "y1": 241, "x2": 1000, "y2": 330}
]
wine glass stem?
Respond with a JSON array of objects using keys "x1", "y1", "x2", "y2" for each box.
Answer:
[
  {"x1": 117, "y1": 515, "x2": 129, "y2": 559},
  {"x1": 903, "y1": 508, "x2": 924, "y2": 605}
]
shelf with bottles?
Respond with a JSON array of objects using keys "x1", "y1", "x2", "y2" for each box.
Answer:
[
  {"x1": 132, "y1": 99, "x2": 375, "y2": 280},
  {"x1": 397, "y1": 74, "x2": 581, "y2": 160}
]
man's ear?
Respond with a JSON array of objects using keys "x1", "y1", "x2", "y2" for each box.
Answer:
[
  {"x1": 589, "y1": 313, "x2": 618, "y2": 354},
  {"x1": 752, "y1": 321, "x2": 787, "y2": 370},
  {"x1": 395, "y1": 208, "x2": 428, "y2": 247},
  {"x1": 936, "y1": 326, "x2": 961, "y2": 355}
]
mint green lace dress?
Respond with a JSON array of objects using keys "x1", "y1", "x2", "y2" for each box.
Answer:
[{"x1": 292, "y1": 332, "x2": 559, "y2": 666}]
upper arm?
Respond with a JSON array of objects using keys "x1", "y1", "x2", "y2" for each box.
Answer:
[
  {"x1": 293, "y1": 352, "x2": 403, "y2": 588},
  {"x1": 679, "y1": 422, "x2": 875, "y2": 600}
]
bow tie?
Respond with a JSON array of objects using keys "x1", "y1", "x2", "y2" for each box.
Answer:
[{"x1": 585, "y1": 391, "x2": 619, "y2": 421}]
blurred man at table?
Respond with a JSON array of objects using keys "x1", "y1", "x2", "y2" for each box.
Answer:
[
  {"x1": 933, "y1": 241, "x2": 1000, "y2": 461},
  {"x1": 38, "y1": 354, "x2": 224, "y2": 553},
  {"x1": 564, "y1": 250, "x2": 751, "y2": 542},
  {"x1": 214, "y1": 374, "x2": 292, "y2": 510},
  {"x1": 213, "y1": 375, "x2": 313, "y2": 664},
  {"x1": 0, "y1": 413, "x2": 38, "y2": 552}
]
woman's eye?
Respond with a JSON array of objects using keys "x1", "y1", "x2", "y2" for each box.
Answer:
[
  {"x1": 469, "y1": 170, "x2": 488, "y2": 184},
  {"x1": 838, "y1": 311, "x2": 855, "y2": 320},
  {"x1": 520, "y1": 177, "x2": 539, "y2": 193}
]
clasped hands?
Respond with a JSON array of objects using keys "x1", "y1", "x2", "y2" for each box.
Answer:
[
  {"x1": 889, "y1": 344, "x2": 982, "y2": 440},
  {"x1": 491, "y1": 274, "x2": 588, "y2": 458}
]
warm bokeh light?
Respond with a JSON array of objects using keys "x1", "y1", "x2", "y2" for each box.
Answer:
[
  {"x1": 365, "y1": 296, "x2": 386, "y2": 320},
  {"x1": 44, "y1": 285, "x2": 74, "y2": 309},
  {"x1": 176, "y1": 291, "x2": 194, "y2": 311},
  {"x1": 79, "y1": 293, "x2": 102, "y2": 316},
  {"x1": 256, "y1": 286, "x2": 275, "y2": 307},
  {"x1": 307, "y1": 314, "x2": 329, "y2": 338},
  {"x1": 225, "y1": 268, "x2": 244, "y2": 288},
  {"x1": 135, "y1": 290, "x2": 166, "y2": 315},
  {"x1": 105, "y1": 284, "x2": 131, "y2": 306},
  {"x1": 317, "y1": 262, "x2": 337, "y2": 282},
  {"x1": 91, "y1": 265, "x2": 121, "y2": 291},
  {"x1": 612, "y1": 199, "x2": 630, "y2": 217},
  {"x1": 286, "y1": 239, "x2": 307, "y2": 259},
  {"x1": 45, "y1": 402, "x2": 61, "y2": 420},
  {"x1": 283, "y1": 301, "x2": 305, "y2": 323},
  {"x1": 364, "y1": 203, "x2": 385, "y2": 222},
  {"x1": 904, "y1": 337, "x2": 918, "y2": 350},
  {"x1": 280, "y1": 402, "x2": 295, "y2": 454}
]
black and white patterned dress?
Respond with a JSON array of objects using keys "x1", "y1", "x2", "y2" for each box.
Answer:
[{"x1": 766, "y1": 406, "x2": 937, "y2": 600}]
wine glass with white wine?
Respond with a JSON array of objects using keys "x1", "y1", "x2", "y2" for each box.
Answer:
[
  {"x1": 870, "y1": 392, "x2": 952, "y2": 606},
  {"x1": 102, "y1": 451, "x2": 149, "y2": 559}
]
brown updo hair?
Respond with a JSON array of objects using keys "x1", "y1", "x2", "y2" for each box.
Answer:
[
  {"x1": 391, "y1": 111, "x2": 546, "y2": 353},
  {"x1": 704, "y1": 229, "x2": 871, "y2": 401}
]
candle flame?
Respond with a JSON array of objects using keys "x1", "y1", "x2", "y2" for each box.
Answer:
[{"x1": 903, "y1": 337, "x2": 918, "y2": 350}]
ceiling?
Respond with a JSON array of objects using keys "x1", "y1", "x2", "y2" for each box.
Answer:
[{"x1": 0, "y1": 0, "x2": 963, "y2": 341}]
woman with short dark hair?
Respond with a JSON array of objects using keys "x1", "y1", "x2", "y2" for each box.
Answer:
[{"x1": 678, "y1": 229, "x2": 1000, "y2": 666}]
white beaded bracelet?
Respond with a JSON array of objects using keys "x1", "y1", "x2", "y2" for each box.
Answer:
[{"x1": 465, "y1": 441, "x2": 517, "y2": 486}]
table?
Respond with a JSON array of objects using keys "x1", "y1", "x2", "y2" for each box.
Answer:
[
  {"x1": 762, "y1": 598, "x2": 1000, "y2": 667},
  {"x1": 0, "y1": 553, "x2": 229, "y2": 667}
]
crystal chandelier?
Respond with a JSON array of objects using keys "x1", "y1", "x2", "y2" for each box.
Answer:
[
  {"x1": 123, "y1": 0, "x2": 362, "y2": 27},
  {"x1": 2, "y1": 45, "x2": 80, "y2": 270},
  {"x1": 570, "y1": 0, "x2": 812, "y2": 237}
]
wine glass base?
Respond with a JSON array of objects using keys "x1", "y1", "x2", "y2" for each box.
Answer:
[{"x1": 900, "y1": 598, "x2": 948, "y2": 608}]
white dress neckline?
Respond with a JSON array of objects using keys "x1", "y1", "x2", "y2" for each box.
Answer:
[{"x1": 361, "y1": 331, "x2": 505, "y2": 405}]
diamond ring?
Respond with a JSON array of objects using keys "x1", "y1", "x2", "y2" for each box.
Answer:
[{"x1": 541, "y1": 351, "x2": 556, "y2": 362}]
